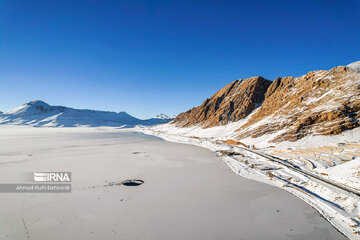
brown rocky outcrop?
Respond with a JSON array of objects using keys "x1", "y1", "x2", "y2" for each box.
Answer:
[
  {"x1": 173, "y1": 76, "x2": 272, "y2": 127},
  {"x1": 236, "y1": 65, "x2": 360, "y2": 142}
]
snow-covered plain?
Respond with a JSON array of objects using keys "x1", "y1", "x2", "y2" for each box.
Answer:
[{"x1": 0, "y1": 126, "x2": 346, "y2": 240}]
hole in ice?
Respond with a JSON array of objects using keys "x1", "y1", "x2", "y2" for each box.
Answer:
[{"x1": 121, "y1": 179, "x2": 144, "y2": 186}]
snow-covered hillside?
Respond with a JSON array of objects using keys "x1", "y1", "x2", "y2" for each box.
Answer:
[{"x1": 0, "y1": 100, "x2": 172, "y2": 127}]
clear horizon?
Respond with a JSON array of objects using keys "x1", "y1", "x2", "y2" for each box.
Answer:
[{"x1": 1, "y1": 0, "x2": 359, "y2": 118}]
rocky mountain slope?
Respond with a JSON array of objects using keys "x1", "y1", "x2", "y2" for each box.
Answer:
[
  {"x1": 173, "y1": 76, "x2": 271, "y2": 127},
  {"x1": 172, "y1": 61, "x2": 360, "y2": 142},
  {"x1": 0, "y1": 100, "x2": 172, "y2": 127}
]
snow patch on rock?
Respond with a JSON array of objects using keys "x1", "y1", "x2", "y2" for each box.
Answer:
[{"x1": 347, "y1": 61, "x2": 360, "y2": 72}]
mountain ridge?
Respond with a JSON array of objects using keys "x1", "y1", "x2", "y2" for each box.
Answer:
[
  {"x1": 0, "y1": 100, "x2": 172, "y2": 127},
  {"x1": 172, "y1": 61, "x2": 360, "y2": 142}
]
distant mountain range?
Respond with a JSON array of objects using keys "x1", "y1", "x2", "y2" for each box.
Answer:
[
  {"x1": 153, "y1": 113, "x2": 176, "y2": 120},
  {"x1": 173, "y1": 61, "x2": 360, "y2": 142},
  {"x1": 0, "y1": 100, "x2": 174, "y2": 127}
]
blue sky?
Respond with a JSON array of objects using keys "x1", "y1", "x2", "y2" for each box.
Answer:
[{"x1": 0, "y1": 0, "x2": 359, "y2": 118}]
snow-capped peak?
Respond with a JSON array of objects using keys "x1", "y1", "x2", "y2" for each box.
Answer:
[
  {"x1": 27, "y1": 100, "x2": 49, "y2": 106},
  {"x1": 153, "y1": 114, "x2": 175, "y2": 120},
  {"x1": 347, "y1": 61, "x2": 360, "y2": 72},
  {"x1": 5, "y1": 100, "x2": 58, "y2": 115}
]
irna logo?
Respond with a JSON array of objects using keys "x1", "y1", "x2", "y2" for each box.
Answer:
[{"x1": 34, "y1": 172, "x2": 71, "y2": 182}]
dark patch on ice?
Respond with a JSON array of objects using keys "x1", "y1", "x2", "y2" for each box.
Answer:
[{"x1": 132, "y1": 152, "x2": 141, "y2": 154}]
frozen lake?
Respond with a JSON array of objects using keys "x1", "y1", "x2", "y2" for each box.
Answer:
[{"x1": 0, "y1": 127, "x2": 346, "y2": 240}]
